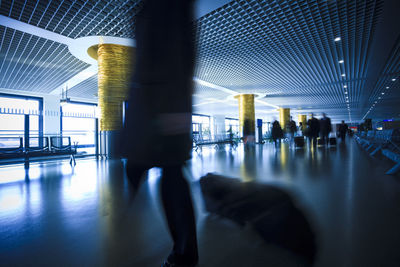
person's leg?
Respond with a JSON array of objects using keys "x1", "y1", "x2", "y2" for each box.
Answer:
[
  {"x1": 312, "y1": 136, "x2": 316, "y2": 147},
  {"x1": 322, "y1": 134, "x2": 327, "y2": 146},
  {"x1": 161, "y1": 165, "x2": 198, "y2": 266},
  {"x1": 126, "y1": 163, "x2": 148, "y2": 190}
]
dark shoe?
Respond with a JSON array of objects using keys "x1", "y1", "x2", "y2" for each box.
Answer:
[{"x1": 161, "y1": 260, "x2": 198, "y2": 267}]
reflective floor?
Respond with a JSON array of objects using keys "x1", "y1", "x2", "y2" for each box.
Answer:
[{"x1": 1, "y1": 139, "x2": 400, "y2": 267}]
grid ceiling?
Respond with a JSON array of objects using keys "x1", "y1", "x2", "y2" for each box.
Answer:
[
  {"x1": 0, "y1": 0, "x2": 399, "y2": 122},
  {"x1": 363, "y1": 36, "x2": 400, "y2": 120},
  {"x1": 0, "y1": 25, "x2": 89, "y2": 93},
  {"x1": 0, "y1": 0, "x2": 141, "y2": 39},
  {"x1": 67, "y1": 74, "x2": 98, "y2": 98},
  {"x1": 194, "y1": 0, "x2": 384, "y2": 121}
]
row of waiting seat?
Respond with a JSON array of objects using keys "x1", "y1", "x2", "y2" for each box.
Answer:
[
  {"x1": 355, "y1": 129, "x2": 400, "y2": 175},
  {"x1": 192, "y1": 134, "x2": 239, "y2": 152},
  {"x1": 0, "y1": 136, "x2": 76, "y2": 165}
]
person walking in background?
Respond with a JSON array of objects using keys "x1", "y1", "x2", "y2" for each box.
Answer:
[
  {"x1": 338, "y1": 120, "x2": 349, "y2": 143},
  {"x1": 271, "y1": 120, "x2": 283, "y2": 147},
  {"x1": 286, "y1": 116, "x2": 297, "y2": 145},
  {"x1": 307, "y1": 113, "x2": 320, "y2": 147},
  {"x1": 319, "y1": 113, "x2": 332, "y2": 146},
  {"x1": 299, "y1": 121, "x2": 307, "y2": 137},
  {"x1": 123, "y1": 0, "x2": 198, "y2": 266}
]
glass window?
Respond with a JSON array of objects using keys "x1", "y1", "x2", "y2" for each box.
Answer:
[
  {"x1": 0, "y1": 95, "x2": 40, "y2": 138},
  {"x1": 192, "y1": 114, "x2": 210, "y2": 141},
  {"x1": 61, "y1": 102, "x2": 97, "y2": 154},
  {"x1": 225, "y1": 118, "x2": 239, "y2": 137}
]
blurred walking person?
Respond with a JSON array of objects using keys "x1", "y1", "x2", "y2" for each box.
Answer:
[
  {"x1": 319, "y1": 113, "x2": 332, "y2": 146},
  {"x1": 338, "y1": 120, "x2": 349, "y2": 143},
  {"x1": 307, "y1": 113, "x2": 320, "y2": 147},
  {"x1": 123, "y1": 0, "x2": 198, "y2": 266},
  {"x1": 286, "y1": 116, "x2": 297, "y2": 145}
]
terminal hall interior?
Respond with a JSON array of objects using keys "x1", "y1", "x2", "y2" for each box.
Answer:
[{"x1": 0, "y1": 0, "x2": 400, "y2": 266}]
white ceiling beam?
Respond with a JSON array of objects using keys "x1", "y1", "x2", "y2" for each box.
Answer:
[{"x1": 0, "y1": 15, "x2": 73, "y2": 45}]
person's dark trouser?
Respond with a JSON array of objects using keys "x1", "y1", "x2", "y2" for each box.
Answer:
[
  {"x1": 340, "y1": 133, "x2": 346, "y2": 142},
  {"x1": 127, "y1": 164, "x2": 198, "y2": 265},
  {"x1": 321, "y1": 134, "x2": 329, "y2": 145},
  {"x1": 309, "y1": 136, "x2": 317, "y2": 146}
]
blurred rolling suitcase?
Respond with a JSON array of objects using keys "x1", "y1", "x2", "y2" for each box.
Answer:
[
  {"x1": 294, "y1": 136, "x2": 304, "y2": 147},
  {"x1": 329, "y1": 137, "x2": 336, "y2": 146},
  {"x1": 199, "y1": 173, "x2": 317, "y2": 264}
]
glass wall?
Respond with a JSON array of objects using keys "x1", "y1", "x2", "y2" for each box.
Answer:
[
  {"x1": 0, "y1": 95, "x2": 41, "y2": 149},
  {"x1": 61, "y1": 102, "x2": 97, "y2": 155},
  {"x1": 192, "y1": 114, "x2": 211, "y2": 141},
  {"x1": 225, "y1": 118, "x2": 239, "y2": 138}
]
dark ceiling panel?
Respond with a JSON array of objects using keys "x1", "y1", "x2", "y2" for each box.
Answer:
[{"x1": 363, "y1": 35, "x2": 400, "y2": 120}]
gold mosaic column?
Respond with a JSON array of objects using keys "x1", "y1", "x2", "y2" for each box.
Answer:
[
  {"x1": 235, "y1": 94, "x2": 255, "y2": 137},
  {"x1": 298, "y1": 114, "x2": 307, "y2": 125},
  {"x1": 96, "y1": 44, "x2": 134, "y2": 131},
  {"x1": 279, "y1": 108, "x2": 290, "y2": 131}
]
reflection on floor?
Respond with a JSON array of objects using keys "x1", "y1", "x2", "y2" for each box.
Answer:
[{"x1": 1, "y1": 139, "x2": 400, "y2": 267}]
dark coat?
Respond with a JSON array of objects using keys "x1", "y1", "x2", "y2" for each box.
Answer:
[
  {"x1": 319, "y1": 117, "x2": 332, "y2": 135},
  {"x1": 338, "y1": 123, "x2": 348, "y2": 137},
  {"x1": 123, "y1": 0, "x2": 195, "y2": 166},
  {"x1": 271, "y1": 120, "x2": 283, "y2": 140},
  {"x1": 287, "y1": 120, "x2": 297, "y2": 134},
  {"x1": 307, "y1": 118, "x2": 320, "y2": 138}
]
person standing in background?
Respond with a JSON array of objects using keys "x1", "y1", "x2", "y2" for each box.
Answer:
[
  {"x1": 271, "y1": 120, "x2": 284, "y2": 146},
  {"x1": 338, "y1": 120, "x2": 349, "y2": 143},
  {"x1": 286, "y1": 116, "x2": 297, "y2": 145}
]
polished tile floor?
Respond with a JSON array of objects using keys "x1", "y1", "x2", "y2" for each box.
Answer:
[{"x1": 0, "y1": 138, "x2": 400, "y2": 267}]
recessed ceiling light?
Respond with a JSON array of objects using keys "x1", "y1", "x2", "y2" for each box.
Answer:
[
  {"x1": 382, "y1": 92, "x2": 385, "y2": 95},
  {"x1": 392, "y1": 78, "x2": 396, "y2": 82},
  {"x1": 344, "y1": 85, "x2": 347, "y2": 88},
  {"x1": 345, "y1": 91, "x2": 348, "y2": 94},
  {"x1": 386, "y1": 87, "x2": 389, "y2": 89},
  {"x1": 334, "y1": 37, "x2": 341, "y2": 42},
  {"x1": 341, "y1": 74, "x2": 346, "y2": 77},
  {"x1": 339, "y1": 60, "x2": 344, "y2": 63}
]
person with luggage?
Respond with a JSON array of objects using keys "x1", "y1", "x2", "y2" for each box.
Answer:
[
  {"x1": 298, "y1": 122, "x2": 304, "y2": 135},
  {"x1": 338, "y1": 120, "x2": 349, "y2": 143},
  {"x1": 307, "y1": 113, "x2": 320, "y2": 147},
  {"x1": 319, "y1": 113, "x2": 332, "y2": 146},
  {"x1": 286, "y1": 116, "x2": 297, "y2": 145}
]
